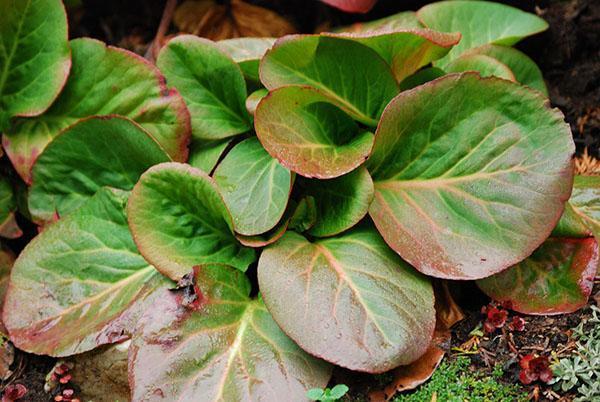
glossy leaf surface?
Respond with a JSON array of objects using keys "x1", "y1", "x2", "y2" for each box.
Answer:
[
  {"x1": 218, "y1": 37, "x2": 276, "y2": 82},
  {"x1": 188, "y1": 138, "x2": 232, "y2": 174},
  {"x1": 327, "y1": 30, "x2": 460, "y2": 82},
  {"x1": 3, "y1": 38, "x2": 190, "y2": 182},
  {"x1": 255, "y1": 86, "x2": 374, "y2": 179},
  {"x1": 0, "y1": 0, "x2": 70, "y2": 129},
  {"x1": 258, "y1": 227, "x2": 435, "y2": 373},
  {"x1": 368, "y1": 74, "x2": 574, "y2": 280},
  {"x1": 129, "y1": 264, "x2": 332, "y2": 401},
  {"x1": 157, "y1": 35, "x2": 251, "y2": 140},
  {"x1": 3, "y1": 188, "x2": 170, "y2": 356},
  {"x1": 0, "y1": 177, "x2": 21, "y2": 239},
  {"x1": 478, "y1": 238, "x2": 598, "y2": 315},
  {"x1": 28, "y1": 116, "x2": 170, "y2": 223},
  {"x1": 444, "y1": 54, "x2": 516, "y2": 81},
  {"x1": 417, "y1": 0, "x2": 548, "y2": 67},
  {"x1": 214, "y1": 137, "x2": 291, "y2": 236},
  {"x1": 127, "y1": 163, "x2": 255, "y2": 280},
  {"x1": 554, "y1": 176, "x2": 600, "y2": 238},
  {"x1": 300, "y1": 166, "x2": 374, "y2": 237},
  {"x1": 461, "y1": 45, "x2": 547, "y2": 95},
  {"x1": 260, "y1": 35, "x2": 398, "y2": 126}
]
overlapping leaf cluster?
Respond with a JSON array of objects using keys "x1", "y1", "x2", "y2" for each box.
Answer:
[{"x1": 0, "y1": 1, "x2": 597, "y2": 401}]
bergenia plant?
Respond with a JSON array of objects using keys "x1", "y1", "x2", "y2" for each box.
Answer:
[{"x1": 0, "y1": 0, "x2": 597, "y2": 400}]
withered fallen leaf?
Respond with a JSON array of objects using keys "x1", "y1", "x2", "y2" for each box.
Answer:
[
  {"x1": 174, "y1": 0, "x2": 296, "y2": 40},
  {"x1": 369, "y1": 281, "x2": 465, "y2": 401}
]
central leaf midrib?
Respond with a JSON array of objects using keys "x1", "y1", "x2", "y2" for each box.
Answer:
[
  {"x1": 211, "y1": 303, "x2": 253, "y2": 402},
  {"x1": 272, "y1": 62, "x2": 378, "y2": 127},
  {"x1": 0, "y1": 0, "x2": 33, "y2": 98},
  {"x1": 24, "y1": 264, "x2": 156, "y2": 330},
  {"x1": 314, "y1": 244, "x2": 393, "y2": 344}
]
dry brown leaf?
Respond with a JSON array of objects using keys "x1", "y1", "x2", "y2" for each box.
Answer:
[
  {"x1": 369, "y1": 281, "x2": 465, "y2": 401},
  {"x1": 575, "y1": 148, "x2": 600, "y2": 176},
  {"x1": 369, "y1": 331, "x2": 447, "y2": 401},
  {"x1": 434, "y1": 281, "x2": 466, "y2": 329},
  {"x1": 174, "y1": 0, "x2": 296, "y2": 40}
]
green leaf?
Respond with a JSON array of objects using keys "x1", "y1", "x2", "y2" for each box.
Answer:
[
  {"x1": 335, "y1": 11, "x2": 423, "y2": 32},
  {"x1": 459, "y1": 45, "x2": 548, "y2": 95},
  {"x1": 214, "y1": 137, "x2": 292, "y2": 236},
  {"x1": 260, "y1": 35, "x2": 398, "y2": 126},
  {"x1": 417, "y1": 0, "x2": 548, "y2": 67},
  {"x1": 329, "y1": 384, "x2": 350, "y2": 399},
  {"x1": 307, "y1": 388, "x2": 325, "y2": 401},
  {"x1": 218, "y1": 37, "x2": 276, "y2": 82},
  {"x1": 326, "y1": 29, "x2": 460, "y2": 82},
  {"x1": 3, "y1": 188, "x2": 170, "y2": 356},
  {"x1": 300, "y1": 166, "x2": 374, "y2": 237},
  {"x1": 289, "y1": 196, "x2": 317, "y2": 233},
  {"x1": 188, "y1": 138, "x2": 232, "y2": 174},
  {"x1": 399, "y1": 67, "x2": 446, "y2": 91},
  {"x1": 127, "y1": 162, "x2": 255, "y2": 280},
  {"x1": 28, "y1": 116, "x2": 170, "y2": 223},
  {"x1": 368, "y1": 73, "x2": 574, "y2": 280},
  {"x1": 129, "y1": 264, "x2": 332, "y2": 401},
  {"x1": 246, "y1": 88, "x2": 268, "y2": 116},
  {"x1": 258, "y1": 227, "x2": 435, "y2": 373},
  {"x1": 157, "y1": 35, "x2": 251, "y2": 140},
  {"x1": 444, "y1": 54, "x2": 516, "y2": 81},
  {"x1": 477, "y1": 237, "x2": 598, "y2": 315},
  {"x1": 2, "y1": 38, "x2": 190, "y2": 183},
  {"x1": 0, "y1": 0, "x2": 70, "y2": 128},
  {"x1": 554, "y1": 176, "x2": 600, "y2": 239},
  {"x1": 255, "y1": 86, "x2": 374, "y2": 179},
  {"x1": 0, "y1": 177, "x2": 21, "y2": 239}
]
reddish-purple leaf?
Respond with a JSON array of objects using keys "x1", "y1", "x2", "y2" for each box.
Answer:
[{"x1": 320, "y1": 0, "x2": 378, "y2": 13}]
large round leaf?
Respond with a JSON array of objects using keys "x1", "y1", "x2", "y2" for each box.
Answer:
[
  {"x1": 127, "y1": 162, "x2": 255, "y2": 280},
  {"x1": 0, "y1": 0, "x2": 70, "y2": 129},
  {"x1": 260, "y1": 35, "x2": 398, "y2": 126},
  {"x1": 417, "y1": 0, "x2": 548, "y2": 67},
  {"x1": 28, "y1": 116, "x2": 171, "y2": 223},
  {"x1": 461, "y1": 45, "x2": 548, "y2": 95},
  {"x1": 255, "y1": 86, "x2": 374, "y2": 179},
  {"x1": 326, "y1": 30, "x2": 460, "y2": 82},
  {"x1": 157, "y1": 35, "x2": 251, "y2": 141},
  {"x1": 213, "y1": 137, "x2": 292, "y2": 236},
  {"x1": 129, "y1": 264, "x2": 332, "y2": 401},
  {"x1": 217, "y1": 37, "x2": 276, "y2": 82},
  {"x1": 3, "y1": 188, "x2": 170, "y2": 356},
  {"x1": 0, "y1": 177, "x2": 21, "y2": 239},
  {"x1": 368, "y1": 73, "x2": 574, "y2": 280},
  {"x1": 300, "y1": 166, "x2": 374, "y2": 237},
  {"x1": 477, "y1": 238, "x2": 598, "y2": 315},
  {"x1": 3, "y1": 38, "x2": 190, "y2": 183},
  {"x1": 258, "y1": 227, "x2": 435, "y2": 373}
]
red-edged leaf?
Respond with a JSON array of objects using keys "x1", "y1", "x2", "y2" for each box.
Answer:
[
  {"x1": 129, "y1": 264, "x2": 332, "y2": 401},
  {"x1": 478, "y1": 237, "x2": 598, "y2": 315},
  {"x1": 258, "y1": 227, "x2": 435, "y2": 373},
  {"x1": 367, "y1": 73, "x2": 574, "y2": 280}
]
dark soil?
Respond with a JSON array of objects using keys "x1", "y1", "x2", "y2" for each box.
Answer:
[{"x1": 2, "y1": 0, "x2": 598, "y2": 401}]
